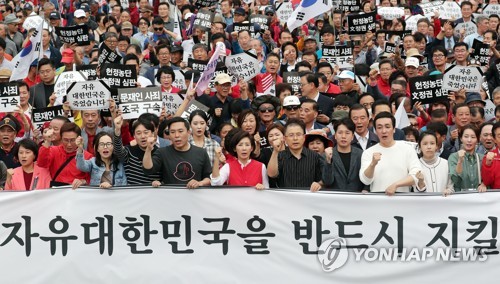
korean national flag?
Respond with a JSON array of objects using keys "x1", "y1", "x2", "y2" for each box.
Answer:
[{"x1": 286, "y1": 0, "x2": 331, "y2": 32}]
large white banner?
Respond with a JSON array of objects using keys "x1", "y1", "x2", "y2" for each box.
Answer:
[{"x1": 0, "y1": 187, "x2": 499, "y2": 283}]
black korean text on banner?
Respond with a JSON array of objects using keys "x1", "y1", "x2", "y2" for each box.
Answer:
[
  {"x1": 442, "y1": 65, "x2": 483, "y2": 92},
  {"x1": 225, "y1": 52, "x2": 260, "y2": 83},
  {"x1": 482, "y1": 4, "x2": 500, "y2": 16},
  {"x1": 337, "y1": 0, "x2": 361, "y2": 12},
  {"x1": 275, "y1": 1, "x2": 293, "y2": 25},
  {"x1": 233, "y1": 23, "x2": 258, "y2": 38},
  {"x1": 67, "y1": 80, "x2": 112, "y2": 110},
  {"x1": 54, "y1": 71, "x2": 87, "y2": 105},
  {"x1": 384, "y1": 42, "x2": 397, "y2": 54},
  {"x1": 172, "y1": 70, "x2": 187, "y2": 90},
  {"x1": 188, "y1": 58, "x2": 208, "y2": 72},
  {"x1": 193, "y1": 9, "x2": 214, "y2": 31},
  {"x1": 76, "y1": 64, "x2": 98, "y2": 80},
  {"x1": 405, "y1": 14, "x2": 426, "y2": 32},
  {"x1": 322, "y1": 45, "x2": 353, "y2": 68},
  {"x1": 101, "y1": 64, "x2": 137, "y2": 89},
  {"x1": 98, "y1": 43, "x2": 122, "y2": 66},
  {"x1": 418, "y1": 0, "x2": 443, "y2": 17},
  {"x1": 119, "y1": 87, "x2": 162, "y2": 120},
  {"x1": 194, "y1": 0, "x2": 218, "y2": 8},
  {"x1": 0, "y1": 83, "x2": 19, "y2": 112},
  {"x1": 283, "y1": 72, "x2": 301, "y2": 94},
  {"x1": 163, "y1": 92, "x2": 184, "y2": 116},
  {"x1": 55, "y1": 25, "x2": 90, "y2": 46},
  {"x1": 439, "y1": 1, "x2": 461, "y2": 19},
  {"x1": 31, "y1": 106, "x2": 66, "y2": 130},
  {"x1": 347, "y1": 12, "x2": 376, "y2": 35},
  {"x1": 181, "y1": 100, "x2": 212, "y2": 126},
  {"x1": 250, "y1": 14, "x2": 271, "y2": 32},
  {"x1": 471, "y1": 39, "x2": 491, "y2": 67},
  {"x1": 409, "y1": 74, "x2": 446, "y2": 104},
  {"x1": 454, "y1": 21, "x2": 477, "y2": 39},
  {"x1": 377, "y1": 7, "x2": 405, "y2": 20}
]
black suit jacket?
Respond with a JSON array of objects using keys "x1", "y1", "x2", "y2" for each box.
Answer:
[
  {"x1": 300, "y1": 94, "x2": 334, "y2": 119},
  {"x1": 351, "y1": 130, "x2": 379, "y2": 150},
  {"x1": 322, "y1": 146, "x2": 367, "y2": 192},
  {"x1": 29, "y1": 83, "x2": 51, "y2": 109}
]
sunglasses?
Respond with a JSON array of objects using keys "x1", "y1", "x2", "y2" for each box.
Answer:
[
  {"x1": 284, "y1": 105, "x2": 299, "y2": 111},
  {"x1": 259, "y1": 106, "x2": 275, "y2": 113},
  {"x1": 154, "y1": 27, "x2": 163, "y2": 31}
]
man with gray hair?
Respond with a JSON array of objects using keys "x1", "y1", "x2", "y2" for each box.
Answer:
[
  {"x1": 463, "y1": 15, "x2": 490, "y2": 48},
  {"x1": 0, "y1": 24, "x2": 17, "y2": 56}
]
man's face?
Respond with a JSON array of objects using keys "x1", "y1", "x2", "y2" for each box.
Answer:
[
  {"x1": 335, "y1": 124, "x2": 354, "y2": 148},
  {"x1": 122, "y1": 27, "x2": 133, "y2": 37},
  {"x1": 238, "y1": 31, "x2": 251, "y2": 49},
  {"x1": 75, "y1": 15, "x2": 87, "y2": 25},
  {"x1": 0, "y1": 24, "x2": 6, "y2": 37},
  {"x1": 359, "y1": 96, "x2": 374, "y2": 112},
  {"x1": 128, "y1": 0, "x2": 137, "y2": 8},
  {"x1": 118, "y1": 40, "x2": 128, "y2": 53},
  {"x1": 284, "y1": 125, "x2": 305, "y2": 151},
  {"x1": 379, "y1": 63, "x2": 392, "y2": 81},
  {"x1": 39, "y1": 64, "x2": 55, "y2": 84},
  {"x1": 158, "y1": 4, "x2": 169, "y2": 18},
  {"x1": 461, "y1": 4, "x2": 472, "y2": 18},
  {"x1": 493, "y1": 93, "x2": 500, "y2": 106},
  {"x1": 234, "y1": 13, "x2": 245, "y2": 23},
  {"x1": 299, "y1": 77, "x2": 313, "y2": 97},
  {"x1": 303, "y1": 40, "x2": 317, "y2": 53},
  {"x1": 0, "y1": 125, "x2": 16, "y2": 146},
  {"x1": 120, "y1": 12, "x2": 131, "y2": 23},
  {"x1": 61, "y1": 131, "x2": 78, "y2": 153},
  {"x1": 444, "y1": 24, "x2": 454, "y2": 37},
  {"x1": 373, "y1": 104, "x2": 391, "y2": 117},
  {"x1": 350, "y1": 108, "x2": 369, "y2": 135},
  {"x1": 284, "y1": 104, "x2": 299, "y2": 119},
  {"x1": 192, "y1": 47, "x2": 207, "y2": 60},
  {"x1": 339, "y1": 78, "x2": 354, "y2": 93},
  {"x1": 483, "y1": 32, "x2": 496, "y2": 46},
  {"x1": 333, "y1": 13, "x2": 342, "y2": 28},
  {"x1": 258, "y1": 103, "x2": 276, "y2": 123},
  {"x1": 454, "y1": 106, "x2": 471, "y2": 128},
  {"x1": 403, "y1": 36, "x2": 414, "y2": 51},
  {"x1": 215, "y1": 82, "x2": 231, "y2": 97},
  {"x1": 265, "y1": 56, "x2": 279, "y2": 74},
  {"x1": 302, "y1": 54, "x2": 316, "y2": 69},
  {"x1": 112, "y1": 5, "x2": 121, "y2": 18},
  {"x1": 405, "y1": 65, "x2": 418, "y2": 77},
  {"x1": 153, "y1": 24, "x2": 164, "y2": 35},
  {"x1": 211, "y1": 23, "x2": 224, "y2": 34},
  {"x1": 299, "y1": 102, "x2": 317, "y2": 125},
  {"x1": 279, "y1": 32, "x2": 293, "y2": 45},
  {"x1": 221, "y1": 1, "x2": 231, "y2": 13},
  {"x1": 454, "y1": 45, "x2": 469, "y2": 62},
  {"x1": 7, "y1": 22, "x2": 18, "y2": 33},
  {"x1": 157, "y1": 47, "x2": 171, "y2": 65},
  {"x1": 49, "y1": 119, "x2": 64, "y2": 143},
  {"x1": 42, "y1": 30, "x2": 50, "y2": 47},
  {"x1": 322, "y1": 32, "x2": 334, "y2": 46},
  {"x1": 170, "y1": 51, "x2": 182, "y2": 65},
  {"x1": 19, "y1": 86, "x2": 29, "y2": 106},
  {"x1": 432, "y1": 51, "x2": 446, "y2": 67},
  {"x1": 489, "y1": 17, "x2": 499, "y2": 30},
  {"x1": 318, "y1": 67, "x2": 332, "y2": 83},
  {"x1": 478, "y1": 19, "x2": 490, "y2": 33},
  {"x1": 390, "y1": 83, "x2": 406, "y2": 95},
  {"x1": 169, "y1": 121, "x2": 190, "y2": 150},
  {"x1": 82, "y1": 110, "x2": 99, "y2": 130},
  {"x1": 375, "y1": 117, "x2": 395, "y2": 146},
  {"x1": 105, "y1": 36, "x2": 118, "y2": 50},
  {"x1": 417, "y1": 22, "x2": 429, "y2": 35},
  {"x1": 471, "y1": 113, "x2": 484, "y2": 129},
  {"x1": 480, "y1": 124, "x2": 494, "y2": 150}
]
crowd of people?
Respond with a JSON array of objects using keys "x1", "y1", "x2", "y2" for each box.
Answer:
[{"x1": 0, "y1": 0, "x2": 499, "y2": 194}]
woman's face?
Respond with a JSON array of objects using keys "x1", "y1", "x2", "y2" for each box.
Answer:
[
  {"x1": 18, "y1": 146, "x2": 36, "y2": 167},
  {"x1": 97, "y1": 135, "x2": 114, "y2": 159},
  {"x1": 308, "y1": 138, "x2": 325, "y2": 154},
  {"x1": 134, "y1": 124, "x2": 154, "y2": 149},
  {"x1": 241, "y1": 113, "x2": 257, "y2": 135},
  {"x1": 363, "y1": 3, "x2": 371, "y2": 12},
  {"x1": 267, "y1": 128, "x2": 284, "y2": 145},
  {"x1": 190, "y1": 115, "x2": 207, "y2": 138},
  {"x1": 160, "y1": 72, "x2": 173, "y2": 89},
  {"x1": 235, "y1": 137, "x2": 253, "y2": 160},
  {"x1": 419, "y1": 134, "x2": 437, "y2": 158},
  {"x1": 461, "y1": 129, "x2": 478, "y2": 152},
  {"x1": 138, "y1": 19, "x2": 149, "y2": 32}
]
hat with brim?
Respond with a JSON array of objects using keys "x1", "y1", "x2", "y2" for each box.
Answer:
[
  {"x1": 331, "y1": 110, "x2": 348, "y2": 122},
  {"x1": 0, "y1": 68, "x2": 11, "y2": 79},
  {"x1": 140, "y1": 5, "x2": 154, "y2": 13},
  {"x1": 406, "y1": 48, "x2": 424, "y2": 58},
  {"x1": 215, "y1": 73, "x2": 232, "y2": 85},
  {"x1": 4, "y1": 14, "x2": 20, "y2": 24},
  {"x1": 305, "y1": 129, "x2": 333, "y2": 148},
  {"x1": 465, "y1": 92, "x2": 486, "y2": 106},
  {"x1": 213, "y1": 15, "x2": 227, "y2": 29},
  {"x1": 0, "y1": 117, "x2": 18, "y2": 132},
  {"x1": 251, "y1": 95, "x2": 281, "y2": 114}
]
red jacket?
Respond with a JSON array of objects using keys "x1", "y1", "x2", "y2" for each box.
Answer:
[
  {"x1": 481, "y1": 149, "x2": 500, "y2": 190},
  {"x1": 5, "y1": 164, "x2": 52, "y2": 190},
  {"x1": 37, "y1": 145, "x2": 92, "y2": 185},
  {"x1": 376, "y1": 77, "x2": 391, "y2": 97}
]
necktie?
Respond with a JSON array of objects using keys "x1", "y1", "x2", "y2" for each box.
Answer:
[{"x1": 447, "y1": 38, "x2": 452, "y2": 51}]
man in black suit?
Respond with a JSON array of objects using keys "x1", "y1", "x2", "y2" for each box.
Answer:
[
  {"x1": 29, "y1": 58, "x2": 56, "y2": 109},
  {"x1": 299, "y1": 71, "x2": 334, "y2": 125},
  {"x1": 349, "y1": 104, "x2": 379, "y2": 151},
  {"x1": 433, "y1": 20, "x2": 460, "y2": 57}
]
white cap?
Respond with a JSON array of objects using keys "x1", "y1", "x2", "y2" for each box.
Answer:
[
  {"x1": 405, "y1": 57, "x2": 419, "y2": 68},
  {"x1": 335, "y1": 70, "x2": 355, "y2": 80},
  {"x1": 184, "y1": 12, "x2": 193, "y2": 20},
  {"x1": 215, "y1": 73, "x2": 231, "y2": 85},
  {"x1": 74, "y1": 9, "x2": 86, "y2": 18},
  {"x1": 283, "y1": 96, "x2": 301, "y2": 107}
]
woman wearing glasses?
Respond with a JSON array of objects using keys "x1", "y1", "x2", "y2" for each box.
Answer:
[{"x1": 76, "y1": 132, "x2": 127, "y2": 188}]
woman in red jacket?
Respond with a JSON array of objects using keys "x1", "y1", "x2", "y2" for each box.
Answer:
[
  {"x1": 5, "y1": 139, "x2": 52, "y2": 190},
  {"x1": 482, "y1": 122, "x2": 500, "y2": 190},
  {"x1": 210, "y1": 129, "x2": 268, "y2": 189}
]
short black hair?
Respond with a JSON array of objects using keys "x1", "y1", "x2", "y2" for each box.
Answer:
[
  {"x1": 299, "y1": 71, "x2": 319, "y2": 88},
  {"x1": 300, "y1": 98, "x2": 319, "y2": 112},
  {"x1": 285, "y1": 118, "x2": 306, "y2": 134},
  {"x1": 427, "y1": 122, "x2": 448, "y2": 136},
  {"x1": 453, "y1": 41, "x2": 469, "y2": 50},
  {"x1": 332, "y1": 95, "x2": 353, "y2": 108},
  {"x1": 38, "y1": 58, "x2": 55, "y2": 70},
  {"x1": 334, "y1": 118, "x2": 355, "y2": 133},
  {"x1": 13, "y1": 138, "x2": 39, "y2": 161},
  {"x1": 373, "y1": 111, "x2": 395, "y2": 128},
  {"x1": 372, "y1": 99, "x2": 392, "y2": 115},
  {"x1": 123, "y1": 53, "x2": 140, "y2": 66},
  {"x1": 492, "y1": 121, "x2": 500, "y2": 137},
  {"x1": 138, "y1": 113, "x2": 160, "y2": 128},
  {"x1": 452, "y1": 103, "x2": 469, "y2": 116},
  {"x1": 403, "y1": 126, "x2": 419, "y2": 141},
  {"x1": 165, "y1": 116, "x2": 190, "y2": 131},
  {"x1": 349, "y1": 103, "x2": 369, "y2": 118}
]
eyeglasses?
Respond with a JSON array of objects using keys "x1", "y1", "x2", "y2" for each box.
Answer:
[
  {"x1": 433, "y1": 54, "x2": 445, "y2": 58},
  {"x1": 154, "y1": 27, "x2": 163, "y2": 31},
  {"x1": 259, "y1": 106, "x2": 275, "y2": 113},
  {"x1": 286, "y1": 133, "x2": 304, "y2": 138},
  {"x1": 158, "y1": 52, "x2": 170, "y2": 56},
  {"x1": 98, "y1": 142, "x2": 113, "y2": 148},
  {"x1": 62, "y1": 138, "x2": 76, "y2": 144},
  {"x1": 160, "y1": 75, "x2": 173, "y2": 80},
  {"x1": 106, "y1": 39, "x2": 118, "y2": 44},
  {"x1": 284, "y1": 105, "x2": 299, "y2": 111}
]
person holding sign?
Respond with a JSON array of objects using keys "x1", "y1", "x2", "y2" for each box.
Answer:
[
  {"x1": 4, "y1": 139, "x2": 52, "y2": 190},
  {"x1": 156, "y1": 66, "x2": 181, "y2": 94},
  {"x1": 448, "y1": 124, "x2": 487, "y2": 191},
  {"x1": 481, "y1": 121, "x2": 500, "y2": 190},
  {"x1": 211, "y1": 129, "x2": 268, "y2": 189},
  {"x1": 143, "y1": 117, "x2": 212, "y2": 188},
  {"x1": 38, "y1": 122, "x2": 92, "y2": 188},
  {"x1": 76, "y1": 132, "x2": 127, "y2": 188}
]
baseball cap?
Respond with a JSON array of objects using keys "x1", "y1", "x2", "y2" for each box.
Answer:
[
  {"x1": 49, "y1": 11, "x2": 61, "y2": 19},
  {"x1": 215, "y1": 73, "x2": 232, "y2": 85},
  {"x1": 283, "y1": 96, "x2": 301, "y2": 107},
  {"x1": 171, "y1": 45, "x2": 183, "y2": 53},
  {"x1": 122, "y1": 21, "x2": 133, "y2": 30},
  {"x1": 234, "y1": 7, "x2": 246, "y2": 15},
  {"x1": 184, "y1": 12, "x2": 193, "y2": 21},
  {"x1": 405, "y1": 57, "x2": 419, "y2": 68},
  {"x1": 335, "y1": 70, "x2": 355, "y2": 80},
  {"x1": 264, "y1": 6, "x2": 274, "y2": 15},
  {"x1": 80, "y1": 3, "x2": 90, "y2": 12},
  {"x1": 140, "y1": 5, "x2": 154, "y2": 13},
  {"x1": 61, "y1": 48, "x2": 74, "y2": 64},
  {"x1": 74, "y1": 9, "x2": 86, "y2": 18},
  {"x1": 304, "y1": 35, "x2": 316, "y2": 42},
  {"x1": 23, "y1": 2, "x2": 33, "y2": 10},
  {"x1": 0, "y1": 116, "x2": 18, "y2": 132}
]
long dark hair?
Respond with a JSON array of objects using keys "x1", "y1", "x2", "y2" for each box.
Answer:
[{"x1": 93, "y1": 132, "x2": 120, "y2": 170}]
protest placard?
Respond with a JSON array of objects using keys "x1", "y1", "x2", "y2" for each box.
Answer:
[
  {"x1": 443, "y1": 65, "x2": 483, "y2": 92},
  {"x1": 31, "y1": 106, "x2": 66, "y2": 130},
  {"x1": 250, "y1": 14, "x2": 271, "y2": 31},
  {"x1": 53, "y1": 71, "x2": 87, "y2": 106},
  {"x1": 454, "y1": 21, "x2": 477, "y2": 38},
  {"x1": 194, "y1": 0, "x2": 218, "y2": 8},
  {"x1": 483, "y1": 99, "x2": 496, "y2": 121},
  {"x1": 347, "y1": 12, "x2": 376, "y2": 35},
  {"x1": 118, "y1": 87, "x2": 162, "y2": 119},
  {"x1": 384, "y1": 42, "x2": 397, "y2": 54},
  {"x1": 22, "y1": 15, "x2": 43, "y2": 31},
  {"x1": 405, "y1": 14, "x2": 426, "y2": 32},
  {"x1": 377, "y1": 7, "x2": 405, "y2": 20},
  {"x1": 275, "y1": 1, "x2": 293, "y2": 25},
  {"x1": 181, "y1": 100, "x2": 211, "y2": 125},
  {"x1": 98, "y1": 43, "x2": 122, "y2": 66},
  {"x1": 0, "y1": 83, "x2": 19, "y2": 112},
  {"x1": 418, "y1": 0, "x2": 443, "y2": 17},
  {"x1": 283, "y1": 72, "x2": 301, "y2": 94},
  {"x1": 225, "y1": 52, "x2": 260, "y2": 82},
  {"x1": 120, "y1": 0, "x2": 129, "y2": 9},
  {"x1": 55, "y1": 26, "x2": 90, "y2": 46},
  {"x1": 322, "y1": 45, "x2": 353, "y2": 68},
  {"x1": 471, "y1": 39, "x2": 491, "y2": 67},
  {"x1": 76, "y1": 64, "x2": 98, "y2": 80},
  {"x1": 188, "y1": 58, "x2": 208, "y2": 72},
  {"x1": 337, "y1": 0, "x2": 361, "y2": 12},
  {"x1": 101, "y1": 64, "x2": 137, "y2": 88},
  {"x1": 163, "y1": 92, "x2": 185, "y2": 116},
  {"x1": 439, "y1": 1, "x2": 461, "y2": 19},
  {"x1": 193, "y1": 9, "x2": 214, "y2": 31},
  {"x1": 172, "y1": 70, "x2": 187, "y2": 90},
  {"x1": 196, "y1": 42, "x2": 226, "y2": 95},
  {"x1": 67, "y1": 80, "x2": 111, "y2": 110},
  {"x1": 233, "y1": 23, "x2": 259, "y2": 38},
  {"x1": 482, "y1": 4, "x2": 500, "y2": 16},
  {"x1": 409, "y1": 74, "x2": 446, "y2": 104}
]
